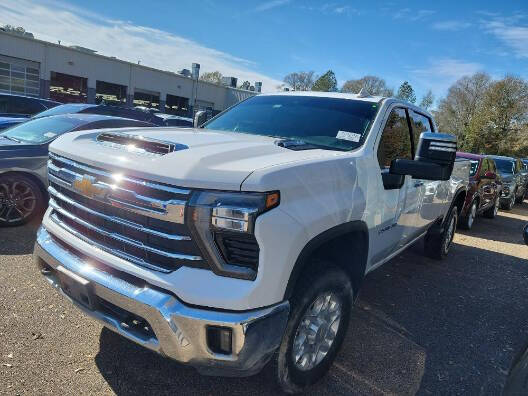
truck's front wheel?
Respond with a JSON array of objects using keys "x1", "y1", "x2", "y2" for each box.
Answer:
[{"x1": 277, "y1": 265, "x2": 353, "y2": 394}]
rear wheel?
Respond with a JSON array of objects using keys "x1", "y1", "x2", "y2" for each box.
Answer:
[
  {"x1": 483, "y1": 196, "x2": 500, "y2": 219},
  {"x1": 276, "y1": 265, "x2": 353, "y2": 394},
  {"x1": 0, "y1": 174, "x2": 44, "y2": 227},
  {"x1": 424, "y1": 205, "x2": 458, "y2": 260},
  {"x1": 459, "y1": 201, "x2": 477, "y2": 230}
]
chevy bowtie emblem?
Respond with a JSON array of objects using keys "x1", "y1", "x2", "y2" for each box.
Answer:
[{"x1": 73, "y1": 175, "x2": 108, "y2": 199}]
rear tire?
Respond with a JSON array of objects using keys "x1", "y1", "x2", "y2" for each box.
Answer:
[
  {"x1": 424, "y1": 205, "x2": 458, "y2": 260},
  {"x1": 483, "y1": 196, "x2": 499, "y2": 219},
  {"x1": 459, "y1": 201, "x2": 477, "y2": 230},
  {"x1": 276, "y1": 264, "x2": 353, "y2": 394},
  {"x1": 0, "y1": 174, "x2": 44, "y2": 227}
]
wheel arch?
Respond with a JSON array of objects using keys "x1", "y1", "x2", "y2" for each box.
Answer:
[
  {"x1": 448, "y1": 187, "x2": 467, "y2": 223},
  {"x1": 283, "y1": 220, "x2": 369, "y2": 300}
]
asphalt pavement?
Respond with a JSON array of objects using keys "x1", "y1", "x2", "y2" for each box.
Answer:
[{"x1": 1, "y1": 203, "x2": 528, "y2": 395}]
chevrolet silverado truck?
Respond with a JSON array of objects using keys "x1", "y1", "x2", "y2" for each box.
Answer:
[{"x1": 34, "y1": 92, "x2": 469, "y2": 393}]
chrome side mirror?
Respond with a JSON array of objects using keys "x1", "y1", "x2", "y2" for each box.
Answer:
[{"x1": 193, "y1": 111, "x2": 208, "y2": 128}]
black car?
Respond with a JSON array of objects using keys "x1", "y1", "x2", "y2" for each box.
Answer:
[
  {"x1": 0, "y1": 114, "x2": 155, "y2": 226},
  {"x1": 490, "y1": 155, "x2": 527, "y2": 209},
  {"x1": 0, "y1": 93, "x2": 61, "y2": 118}
]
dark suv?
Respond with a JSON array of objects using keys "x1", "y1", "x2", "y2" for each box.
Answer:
[
  {"x1": 490, "y1": 155, "x2": 526, "y2": 209},
  {"x1": 456, "y1": 152, "x2": 501, "y2": 229}
]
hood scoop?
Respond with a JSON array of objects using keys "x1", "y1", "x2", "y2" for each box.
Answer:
[{"x1": 96, "y1": 132, "x2": 188, "y2": 156}]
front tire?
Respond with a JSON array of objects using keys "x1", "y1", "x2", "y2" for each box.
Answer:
[
  {"x1": 276, "y1": 265, "x2": 353, "y2": 394},
  {"x1": 424, "y1": 205, "x2": 458, "y2": 260},
  {"x1": 459, "y1": 201, "x2": 477, "y2": 230},
  {"x1": 0, "y1": 174, "x2": 44, "y2": 227},
  {"x1": 502, "y1": 192, "x2": 515, "y2": 210},
  {"x1": 483, "y1": 196, "x2": 499, "y2": 219}
]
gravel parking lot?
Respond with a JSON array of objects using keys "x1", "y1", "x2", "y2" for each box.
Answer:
[{"x1": 1, "y1": 203, "x2": 528, "y2": 395}]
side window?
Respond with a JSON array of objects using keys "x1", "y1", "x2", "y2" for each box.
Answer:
[
  {"x1": 377, "y1": 108, "x2": 412, "y2": 169},
  {"x1": 409, "y1": 110, "x2": 433, "y2": 156},
  {"x1": 0, "y1": 96, "x2": 8, "y2": 113}
]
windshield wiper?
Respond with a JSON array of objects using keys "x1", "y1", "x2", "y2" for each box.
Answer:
[
  {"x1": 0, "y1": 135, "x2": 21, "y2": 143},
  {"x1": 274, "y1": 138, "x2": 341, "y2": 151}
]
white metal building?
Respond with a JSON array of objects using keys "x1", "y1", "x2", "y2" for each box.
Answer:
[{"x1": 0, "y1": 31, "x2": 258, "y2": 116}]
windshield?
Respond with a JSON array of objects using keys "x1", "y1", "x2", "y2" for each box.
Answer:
[
  {"x1": 0, "y1": 116, "x2": 85, "y2": 144},
  {"x1": 32, "y1": 104, "x2": 93, "y2": 119},
  {"x1": 494, "y1": 158, "x2": 515, "y2": 174},
  {"x1": 469, "y1": 160, "x2": 479, "y2": 176},
  {"x1": 203, "y1": 95, "x2": 380, "y2": 151}
]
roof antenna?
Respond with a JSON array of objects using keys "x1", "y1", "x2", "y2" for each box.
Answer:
[{"x1": 357, "y1": 87, "x2": 371, "y2": 98}]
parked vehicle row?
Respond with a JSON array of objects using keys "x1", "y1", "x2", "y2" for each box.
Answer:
[{"x1": 0, "y1": 90, "x2": 525, "y2": 393}]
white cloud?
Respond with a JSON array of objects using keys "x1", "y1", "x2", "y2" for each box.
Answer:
[
  {"x1": 393, "y1": 8, "x2": 436, "y2": 21},
  {"x1": 0, "y1": 0, "x2": 284, "y2": 92},
  {"x1": 411, "y1": 58, "x2": 483, "y2": 96},
  {"x1": 432, "y1": 20, "x2": 472, "y2": 31},
  {"x1": 255, "y1": 0, "x2": 290, "y2": 12},
  {"x1": 483, "y1": 18, "x2": 528, "y2": 58}
]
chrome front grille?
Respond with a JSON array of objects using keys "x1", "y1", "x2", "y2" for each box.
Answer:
[{"x1": 47, "y1": 153, "x2": 206, "y2": 273}]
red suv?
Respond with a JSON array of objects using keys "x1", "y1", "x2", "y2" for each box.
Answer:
[{"x1": 456, "y1": 152, "x2": 502, "y2": 230}]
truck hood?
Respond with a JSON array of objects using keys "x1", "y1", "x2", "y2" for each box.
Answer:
[{"x1": 49, "y1": 127, "x2": 339, "y2": 191}]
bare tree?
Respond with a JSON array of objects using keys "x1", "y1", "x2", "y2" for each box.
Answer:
[
  {"x1": 199, "y1": 71, "x2": 223, "y2": 85},
  {"x1": 283, "y1": 71, "x2": 316, "y2": 91},
  {"x1": 341, "y1": 76, "x2": 394, "y2": 96}
]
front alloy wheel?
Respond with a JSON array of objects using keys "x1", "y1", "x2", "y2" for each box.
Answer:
[
  {"x1": 292, "y1": 292, "x2": 342, "y2": 371},
  {"x1": 277, "y1": 265, "x2": 353, "y2": 394},
  {"x1": 0, "y1": 175, "x2": 44, "y2": 227}
]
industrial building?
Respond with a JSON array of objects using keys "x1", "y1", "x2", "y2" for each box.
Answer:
[{"x1": 0, "y1": 30, "x2": 259, "y2": 116}]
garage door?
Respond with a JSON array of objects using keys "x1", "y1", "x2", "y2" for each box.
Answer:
[{"x1": 0, "y1": 55, "x2": 40, "y2": 97}]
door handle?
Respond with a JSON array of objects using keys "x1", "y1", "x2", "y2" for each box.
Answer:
[{"x1": 414, "y1": 181, "x2": 424, "y2": 187}]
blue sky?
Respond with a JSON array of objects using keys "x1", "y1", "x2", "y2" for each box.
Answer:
[{"x1": 2, "y1": 0, "x2": 528, "y2": 101}]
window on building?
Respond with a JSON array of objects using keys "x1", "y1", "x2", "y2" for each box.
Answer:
[
  {"x1": 50, "y1": 71, "x2": 88, "y2": 103},
  {"x1": 133, "y1": 89, "x2": 160, "y2": 109},
  {"x1": 0, "y1": 60, "x2": 40, "y2": 97},
  {"x1": 95, "y1": 80, "x2": 127, "y2": 105},
  {"x1": 166, "y1": 94, "x2": 189, "y2": 116}
]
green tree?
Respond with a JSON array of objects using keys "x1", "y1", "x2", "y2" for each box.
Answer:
[
  {"x1": 283, "y1": 71, "x2": 316, "y2": 91},
  {"x1": 312, "y1": 70, "x2": 337, "y2": 92},
  {"x1": 199, "y1": 71, "x2": 223, "y2": 84},
  {"x1": 396, "y1": 81, "x2": 416, "y2": 103},
  {"x1": 419, "y1": 90, "x2": 435, "y2": 110},
  {"x1": 341, "y1": 75, "x2": 393, "y2": 96}
]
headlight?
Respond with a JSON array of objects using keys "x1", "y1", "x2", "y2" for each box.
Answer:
[{"x1": 187, "y1": 190, "x2": 279, "y2": 280}]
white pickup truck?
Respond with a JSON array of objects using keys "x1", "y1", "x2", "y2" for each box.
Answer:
[{"x1": 34, "y1": 92, "x2": 469, "y2": 393}]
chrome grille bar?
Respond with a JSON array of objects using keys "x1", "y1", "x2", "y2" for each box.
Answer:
[
  {"x1": 49, "y1": 152, "x2": 190, "y2": 195},
  {"x1": 49, "y1": 200, "x2": 202, "y2": 262},
  {"x1": 48, "y1": 185, "x2": 190, "y2": 242},
  {"x1": 48, "y1": 158, "x2": 186, "y2": 224}
]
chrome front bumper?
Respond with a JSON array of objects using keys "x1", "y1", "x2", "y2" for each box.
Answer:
[{"x1": 34, "y1": 226, "x2": 289, "y2": 376}]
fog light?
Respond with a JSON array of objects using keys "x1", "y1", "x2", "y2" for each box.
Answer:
[{"x1": 206, "y1": 326, "x2": 232, "y2": 355}]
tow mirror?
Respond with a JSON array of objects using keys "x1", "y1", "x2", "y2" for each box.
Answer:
[
  {"x1": 524, "y1": 224, "x2": 528, "y2": 246},
  {"x1": 193, "y1": 110, "x2": 208, "y2": 128},
  {"x1": 390, "y1": 132, "x2": 457, "y2": 181}
]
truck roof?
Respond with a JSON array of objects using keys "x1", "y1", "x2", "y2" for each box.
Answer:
[{"x1": 262, "y1": 91, "x2": 385, "y2": 103}]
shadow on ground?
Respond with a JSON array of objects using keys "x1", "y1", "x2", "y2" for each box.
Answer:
[
  {"x1": 0, "y1": 215, "x2": 42, "y2": 255},
  {"x1": 94, "y1": 236, "x2": 528, "y2": 395}
]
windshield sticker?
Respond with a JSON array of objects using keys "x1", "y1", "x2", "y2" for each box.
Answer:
[
  {"x1": 43, "y1": 132, "x2": 57, "y2": 138},
  {"x1": 336, "y1": 130, "x2": 361, "y2": 142}
]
